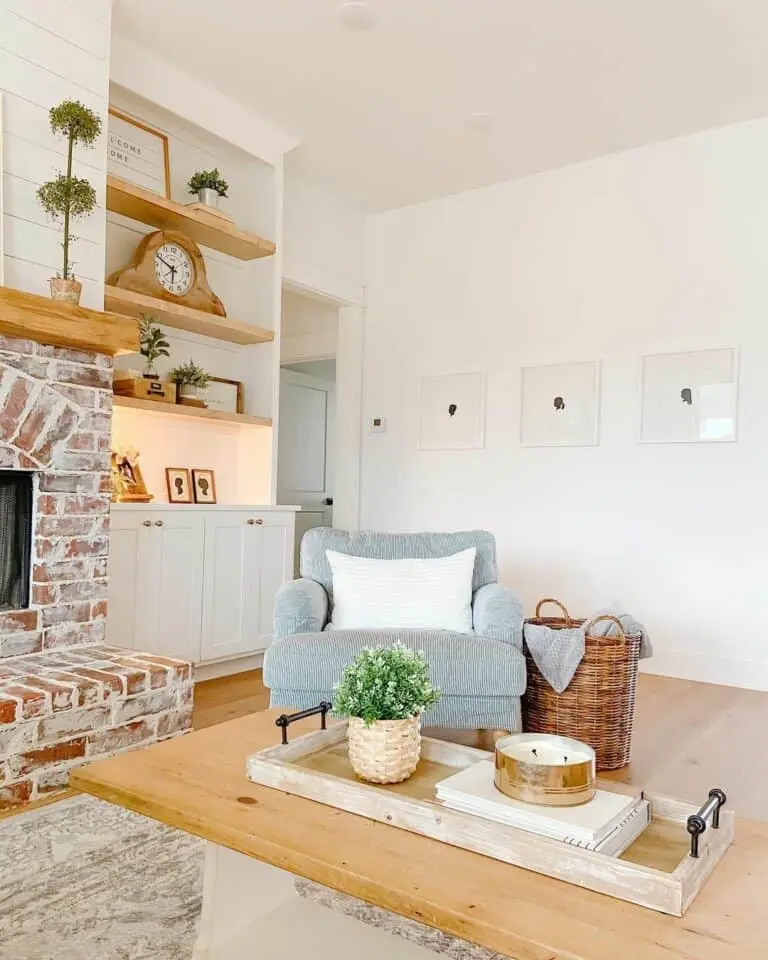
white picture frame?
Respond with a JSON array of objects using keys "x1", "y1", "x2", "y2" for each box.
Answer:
[
  {"x1": 419, "y1": 372, "x2": 486, "y2": 450},
  {"x1": 640, "y1": 348, "x2": 738, "y2": 444},
  {"x1": 520, "y1": 361, "x2": 601, "y2": 447}
]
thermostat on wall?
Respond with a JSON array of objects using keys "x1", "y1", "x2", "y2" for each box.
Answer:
[{"x1": 369, "y1": 417, "x2": 386, "y2": 433}]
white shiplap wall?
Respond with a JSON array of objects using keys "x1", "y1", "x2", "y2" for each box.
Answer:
[{"x1": 0, "y1": 0, "x2": 111, "y2": 308}]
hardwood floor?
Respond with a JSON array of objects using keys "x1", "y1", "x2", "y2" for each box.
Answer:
[
  {"x1": 3, "y1": 670, "x2": 766, "y2": 821},
  {"x1": 194, "y1": 670, "x2": 768, "y2": 820}
]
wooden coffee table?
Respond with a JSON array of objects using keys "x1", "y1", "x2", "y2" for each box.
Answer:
[{"x1": 71, "y1": 710, "x2": 767, "y2": 960}]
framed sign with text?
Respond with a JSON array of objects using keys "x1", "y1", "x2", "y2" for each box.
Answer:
[{"x1": 107, "y1": 108, "x2": 170, "y2": 198}]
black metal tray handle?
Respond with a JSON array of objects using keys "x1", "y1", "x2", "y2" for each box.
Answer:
[
  {"x1": 686, "y1": 787, "x2": 727, "y2": 858},
  {"x1": 275, "y1": 702, "x2": 332, "y2": 745}
]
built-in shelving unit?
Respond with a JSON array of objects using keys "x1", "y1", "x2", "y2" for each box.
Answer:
[
  {"x1": 106, "y1": 175, "x2": 276, "y2": 261},
  {"x1": 0, "y1": 285, "x2": 138, "y2": 355},
  {"x1": 113, "y1": 395, "x2": 272, "y2": 427},
  {"x1": 104, "y1": 286, "x2": 274, "y2": 346}
]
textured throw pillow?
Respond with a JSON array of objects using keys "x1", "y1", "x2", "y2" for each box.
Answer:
[{"x1": 326, "y1": 547, "x2": 476, "y2": 632}]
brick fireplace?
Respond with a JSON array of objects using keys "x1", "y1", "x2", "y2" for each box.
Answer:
[{"x1": 0, "y1": 290, "x2": 193, "y2": 809}]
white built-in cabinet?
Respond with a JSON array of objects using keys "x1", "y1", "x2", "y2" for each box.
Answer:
[{"x1": 108, "y1": 506, "x2": 297, "y2": 665}]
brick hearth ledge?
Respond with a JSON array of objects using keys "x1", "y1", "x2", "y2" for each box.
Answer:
[{"x1": 0, "y1": 293, "x2": 191, "y2": 811}]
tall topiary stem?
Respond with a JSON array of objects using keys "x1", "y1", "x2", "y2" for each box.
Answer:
[{"x1": 62, "y1": 128, "x2": 75, "y2": 280}]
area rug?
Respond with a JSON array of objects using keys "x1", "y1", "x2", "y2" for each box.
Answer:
[{"x1": 0, "y1": 795, "x2": 500, "y2": 960}]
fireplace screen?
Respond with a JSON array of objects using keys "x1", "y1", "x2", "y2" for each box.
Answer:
[{"x1": 0, "y1": 471, "x2": 33, "y2": 611}]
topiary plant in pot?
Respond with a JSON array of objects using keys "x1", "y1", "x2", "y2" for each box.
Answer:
[
  {"x1": 36, "y1": 100, "x2": 102, "y2": 304},
  {"x1": 187, "y1": 168, "x2": 229, "y2": 208},
  {"x1": 169, "y1": 359, "x2": 210, "y2": 405},
  {"x1": 334, "y1": 642, "x2": 441, "y2": 784}
]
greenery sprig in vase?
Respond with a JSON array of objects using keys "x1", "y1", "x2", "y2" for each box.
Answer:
[
  {"x1": 334, "y1": 643, "x2": 440, "y2": 784},
  {"x1": 138, "y1": 315, "x2": 170, "y2": 379},
  {"x1": 169, "y1": 359, "x2": 210, "y2": 405},
  {"x1": 36, "y1": 100, "x2": 102, "y2": 304},
  {"x1": 187, "y1": 168, "x2": 229, "y2": 208}
]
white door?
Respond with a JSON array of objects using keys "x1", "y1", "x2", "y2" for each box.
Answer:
[
  {"x1": 277, "y1": 369, "x2": 335, "y2": 573},
  {"x1": 200, "y1": 511, "x2": 295, "y2": 661},
  {"x1": 149, "y1": 512, "x2": 205, "y2": 662},
  {"x1": 107, "y1": 511, "x2": 154, "y2": 649}
]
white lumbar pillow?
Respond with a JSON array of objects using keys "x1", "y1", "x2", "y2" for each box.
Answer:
[{"x1": 326, "y1": 547, "x2": 476, "y2": 633}]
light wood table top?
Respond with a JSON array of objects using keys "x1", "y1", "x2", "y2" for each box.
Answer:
[{"x1": 71, "y1": 710, "x2": 768, "y2": 960}]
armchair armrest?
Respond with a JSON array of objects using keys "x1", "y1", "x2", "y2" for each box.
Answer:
[
  {"x1": 472, "y1": 583, "x2": 524, "y2": 649},
  {"x1": 274, "y1": 578, "x2": 329, "y2": 639}
]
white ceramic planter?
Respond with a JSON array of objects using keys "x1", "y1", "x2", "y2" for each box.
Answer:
[{"x1": 197, "y1": 188, "x2": 219, "y2": 208}]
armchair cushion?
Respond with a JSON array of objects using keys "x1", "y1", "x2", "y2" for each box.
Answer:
[
  {"x1": 472, "y1": 584, "x2": 524, "y2": 649},
  {"x1": 263, "y1": 629, "x2": 526, "y2": 698},
  {"x1": 273, "y1": 578, "x2": 329, "y2": 640}
]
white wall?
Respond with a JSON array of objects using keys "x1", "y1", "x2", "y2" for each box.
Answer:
[
  {"x1": 362, "y1": 116, "x2": 768, "y2": 691},
  {"x1": 0, "y1": 0, "x2": 112, "y2": 307},
  {"x1": 280, "y1": 288, "x2": 338, "y2": 363}
]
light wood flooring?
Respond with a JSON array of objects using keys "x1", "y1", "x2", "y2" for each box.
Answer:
[{"x1": 4, "y1": 671, "x2": 767, "y2": 821}]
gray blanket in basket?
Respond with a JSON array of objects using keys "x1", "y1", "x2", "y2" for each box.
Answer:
[{"x1": 523, "y1": 609, "x2": 653, "y2": 694}]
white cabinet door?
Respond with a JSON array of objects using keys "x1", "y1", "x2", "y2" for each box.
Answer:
[
  {"x1": 200, "y1": 511, "x2": 294, "y2": 662},
  {"x1": 150, "y1": 513, "x2": 205, "y2": 663},
  {"x1": 107, "y1": 511, "x2": 154, "y2": 649}
]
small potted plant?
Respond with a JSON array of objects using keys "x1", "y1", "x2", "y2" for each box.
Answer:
[
  {"x1": 169, "y1": 359, "x2": 210, "y2": 405},
  {"x1": 36, "y1": 100, "x2": 102, "y2": 303},
  {"x1": 187, "y1": 168, "x2": 229, "y2": 208},
  {"x1": 139, "y1": 315, "x2": 170, "y2": 379},
  {"x1": 333, "y1": 642, "x2": 441, "y2": 784}
]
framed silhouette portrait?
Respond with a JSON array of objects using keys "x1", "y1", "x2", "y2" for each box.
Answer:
[
  {"x1": 419, "y1": 372, "x2": 486, "y2": 450},
  {"x1": 520, "y1": 361, "x2": 601, "y2": 446},
  {"x1": 192, "y1": 469, "x2": 217, "y2": 504},
  {"x1": 166, "y1": 467, "x2": 192, "y2": 504}
]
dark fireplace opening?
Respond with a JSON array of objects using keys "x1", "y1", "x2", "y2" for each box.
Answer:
[{"x1": 0, "y1": 471, "x2": 33, "y2": 611}]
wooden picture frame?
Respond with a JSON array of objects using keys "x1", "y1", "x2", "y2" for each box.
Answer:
[
  {"x1": 192, "y1": 469, "x2": 217, "y2": 504},
  {"x1": 108, "y1": 107, "x2": 171, "y2": 199},
  {"x1": 111, "y1": 452, "x2": 153, "y2": 503},
  {"x1": 206, "y1": 377, "x2": 244, "y2": 415},
  {"x1": 165, "y1": 467, "x2": 193, "y2": 503}
]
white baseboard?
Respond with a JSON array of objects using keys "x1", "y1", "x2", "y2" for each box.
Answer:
[
  {"x1": 194, "y1": 652, "x2": 265, "y2": 682},
  {"x1": 640, "y1": 651, "x2": 768, "y2": 692}
]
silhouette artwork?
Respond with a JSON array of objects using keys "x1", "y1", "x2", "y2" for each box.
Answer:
[
  {"x1": 680, "y1": 387, "x2": 693, "y2": 405},
  {"x1": 199, "y1": 478, "x2": 209, "y2": 497},
  {"x1": 174, "y1": 477, "x2": 184, "y2": 496},
  {"x1": 448, "y1": 403, "x2": 457, "y2": 417},
  {"x1": 553, "y1": 396, "x2": 566, "y2": 412},
  {"x1": 192, "y1": 469, "x2": 217, "y2": 504}
]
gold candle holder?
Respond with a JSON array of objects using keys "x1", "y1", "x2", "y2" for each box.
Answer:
[{"x1": 495, "y1": 733, "x2": 596, "y2": 807}]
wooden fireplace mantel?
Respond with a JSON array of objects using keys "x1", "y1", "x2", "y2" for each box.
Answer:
[{"x1": 0, "y1": 286, "x2": 139, "y2": 356}]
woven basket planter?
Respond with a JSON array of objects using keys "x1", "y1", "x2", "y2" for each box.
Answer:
[
  {"x1": 523, "y1": 599, "x2": 643, "y2": 772},
  {"x1": 347, "y1": 716, "x2": 421, "y2": 784}
]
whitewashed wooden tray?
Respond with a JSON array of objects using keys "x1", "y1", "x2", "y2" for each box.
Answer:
[{"x1": 246, "y1": 715, "x2": 733, "y2": 916}]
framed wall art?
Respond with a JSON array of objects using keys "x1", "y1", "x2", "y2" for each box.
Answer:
[
  {"x1": 520, "y1": 361, "x2": 601, "y2": 447},
  {"x1": 165, "y1": 467, "x2": 192, "y2": 504},
  {"x1": 107, "y1": 108, "x2": 171, "y2": 198},
  {"x1": 192, "y1": 469, "x2": 217, "y2": 504},
  {"x1": 206, "y1": 377, "x2": 244, "y2": 415},
  {"x1": 419, "y1": 372, "x2": 486, "y2": 450},
  {"x1": 640, "y1": 348, "x2": 738, "y2": 443}
]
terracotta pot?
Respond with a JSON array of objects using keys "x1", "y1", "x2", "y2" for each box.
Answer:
[
  {"x1": 347, "y1": 715, "x2": 421, "y2": 784},
  {"x1": 49, "y1": 277, "x2": 82, "y2": 304}
]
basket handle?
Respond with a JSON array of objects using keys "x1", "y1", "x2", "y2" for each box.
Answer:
[
  {"x1": 534, "y1": 598, "x2": 572, "y2": 624},
  {"x1": 584, "y1": 614, "x2": 626, "y2": 642}
]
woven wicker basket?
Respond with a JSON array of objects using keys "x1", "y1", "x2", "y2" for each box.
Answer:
[
  {"x1": 522, "y1": 599, "x2": 642, "y2": 771},
  {"x1": 347, "y1": 716, "x2": 421, "y2": 784}
]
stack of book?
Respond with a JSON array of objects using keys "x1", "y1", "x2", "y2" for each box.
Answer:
[{"x1": 435, "y1": 760, "x2": 649, "y2": 856}]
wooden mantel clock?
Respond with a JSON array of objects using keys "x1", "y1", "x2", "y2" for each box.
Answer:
[{"x1": 108, "y1": 229, "x2": 226, "y2": 316}]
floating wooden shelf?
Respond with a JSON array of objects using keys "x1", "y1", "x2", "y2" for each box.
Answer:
[
  {"x1": 0, "y1": 285, "x2": 138, "y2": 355},
  {"x1": 106, "y1": 175, "x2": 277, "y2": 261},
  {"x1": 113, "y1": 395, "x2": 272, "y2": 427},
  {"x1": 104, "y1": 286, "x2": 274, "y2": 347}
]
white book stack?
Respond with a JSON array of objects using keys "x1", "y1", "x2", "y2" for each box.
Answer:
[{"x1": 436, "y1": 760, "x2": 650, "y2": 857}]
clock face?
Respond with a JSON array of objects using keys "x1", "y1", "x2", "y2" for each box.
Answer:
[{"x1": 153, "y1": 242, "x2": 193, "y2": 296}]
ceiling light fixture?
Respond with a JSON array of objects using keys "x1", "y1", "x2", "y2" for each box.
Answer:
[{"x1": 338, "y1": 1, "x2": 378, "y2": 29}]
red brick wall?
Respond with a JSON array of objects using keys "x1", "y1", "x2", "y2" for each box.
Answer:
[{"x1": 0, "y1": 336, "x2": 113, "y2": 658}]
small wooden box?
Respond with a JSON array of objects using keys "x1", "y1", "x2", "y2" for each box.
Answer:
[{"x1": 113, "y1": 377, "x2": 176, "y2": 404}]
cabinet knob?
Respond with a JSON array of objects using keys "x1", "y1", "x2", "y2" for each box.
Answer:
[
  {"x1": 154, "y1": 520, "x2": 164, "y2": 527},
  {"x1": 247, "y1": 518, "x2": 264, "y2": 525},
  {"x1": 143, "y1": 520, "x2": 152, "y2": 527}
]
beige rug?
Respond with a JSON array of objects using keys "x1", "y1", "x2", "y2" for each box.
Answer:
[{"x1": 0, "y1": 795, "x2": 501, "y2": 960}]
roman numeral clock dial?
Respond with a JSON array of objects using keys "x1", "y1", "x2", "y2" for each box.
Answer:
[{"x1": 154, "y1": 243, "x2": 193, "y2": 296}]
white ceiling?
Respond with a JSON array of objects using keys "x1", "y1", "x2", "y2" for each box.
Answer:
[{"x1": 112, "y1": 0, "x2": 768, "y2": 211}]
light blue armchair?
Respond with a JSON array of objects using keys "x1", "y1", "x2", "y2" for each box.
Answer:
[{"x1": 263, "y1": 528, "x2": 526, "y2": 731}]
